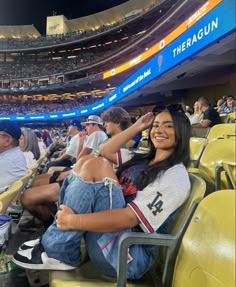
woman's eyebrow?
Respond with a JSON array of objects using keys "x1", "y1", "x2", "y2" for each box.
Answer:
[{"x1": 153, "y1": 120, "x2": 174, "y2": 124}]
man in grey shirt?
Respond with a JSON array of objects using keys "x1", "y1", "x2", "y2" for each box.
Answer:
[{"x1": 0, "y1": 121, "x2": 27, "y2": 193}]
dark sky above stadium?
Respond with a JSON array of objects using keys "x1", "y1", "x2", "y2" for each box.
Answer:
[{"x1": 0, "y1": 0, "x2": 128, "y2": 34}]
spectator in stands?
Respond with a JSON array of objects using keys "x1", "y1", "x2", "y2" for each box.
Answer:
[
  {"x1": 19, "y1": 128, "x2": 40, "y2": 169},
  {"x1": 101, "y1": 107, "x2": 131, "y2": 138},
  {"x1": 214, "y1": 96, "x2": 226, "y2": 113},
  {"x1": 179, "y1": 102, "x2": 191, "y2": 119},
  {"x1": 189, "y1": 101, "x2": 204, "y2": 125},
  {"x1": 42, "y1": 129, "x2": 53, "y2": 147},
  {"x1": 14, "y1": 108, "x2": 191, "y2": 280},
  {"x1": 47, "y1": 119, "x2": 82, "y2": 169},
  {"x1": 34, "y1": 130, "x2": 46, "y2": 154},
  {"x1": 0, "y1": 121, "x2": 27, "y2": 193},
  {"x1": 76, "y1": 115, "x2": 108, "y2": 160},
  {"x1": 192, "y1": 96, "x2": 221, "y2": 128},
  {"x1": 219, "y1": 95, "x2": 236, "y2": 114}
]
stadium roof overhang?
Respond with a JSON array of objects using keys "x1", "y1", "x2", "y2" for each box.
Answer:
[{"x1": 117, "y1": 30, "x2": 236, "y2": 107}]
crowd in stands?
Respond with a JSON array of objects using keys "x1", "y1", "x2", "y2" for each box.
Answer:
[
  {"x1": 0, "y1": 54, "x2": 100, "y2": 80},
  {"x1": 0, "y1": 97, "x2": 100, "y2": 116},
  {"x1": 182, "y1": 95, "x2": 236, "y2": 125},
  {"x1": 0, "y1": 34, "x2": 135, "y2": 80}
]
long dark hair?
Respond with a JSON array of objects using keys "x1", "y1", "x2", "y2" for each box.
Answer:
[{"x1": 116, "y1": 111, "x2": 191, "y2": 190}]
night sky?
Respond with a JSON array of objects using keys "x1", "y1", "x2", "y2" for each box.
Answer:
[{"x1": 0, "y1": 0, "x2": 128, "y2": 34}]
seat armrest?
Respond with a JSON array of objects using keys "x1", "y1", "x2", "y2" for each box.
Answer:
[
  {"x1": 117, "y1": 233, "x2": 176, "y2": 287},
  {"x1": 188, "y1": 168, "x2": 214, "y2": 184},
  {"x1": 117, "y1": 202, "x2": 199, "y2": 287}
]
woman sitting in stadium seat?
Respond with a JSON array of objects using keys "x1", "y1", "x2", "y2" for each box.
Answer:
[
  {"x1": 19, "y1": 128, "x2": 40, "y2": 169},
  {"x1": 13, "y1": 107, "x2": 191, "y2": 280}
]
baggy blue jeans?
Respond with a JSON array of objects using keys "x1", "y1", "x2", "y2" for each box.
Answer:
[{"x1": 41, "y1": 172, "x2": 153, "y2": 279}]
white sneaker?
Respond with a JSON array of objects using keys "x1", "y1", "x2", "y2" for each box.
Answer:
[
  {"x1": 13, "y1": 243, "x2": 77, "y2": 271},
  {"x1": 19, "y1": 238, "x2": 40, "y2": 251}
]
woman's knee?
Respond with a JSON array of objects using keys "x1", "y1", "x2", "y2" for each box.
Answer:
[
  {"x1": 75, "y1": 154, "x2": 95, "y2": 170},
  {"x1": 76, "y1": 156, "x2": 116, "y2": 182}
]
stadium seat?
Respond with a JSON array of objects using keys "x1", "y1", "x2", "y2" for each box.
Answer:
[
  {"x1": 37, "y1": 153, "x2": 46, "y2": 167},
  {"x1": 0, "y1": 180, "x2": 24, "y2": 213},
  {"x1": 219, "y1": 113, "x2": 228, "y2": 123},
  {"x1": 226, "y1": 111, "x2": 236, "y2": 123},
  {"x1": 6, "y1": 170, "x2": 34, "y2": 219},
  {"x1": 189, "y1": 137, "x2": 208, "y2": 167},
  {"x1": 191, "y1": 127, "x2": 210, "y2": 138},
  {"x1": 188, "y1": 139, "x2": 236, "y2": 192},
  {"x1": 207, "y1": 123, "x2": 236, "y2": 141},
  {"x1": 19, "y1": 169, "x2": 34, "y2": 188},
  {"x1": 172, "y1": 189, "x2": 235, "y2": 287},
  {"x1": 221, "y1": 160, "x2": 236, "y2": 190},
  {"x1": 49, "y1": 174, "x2": 206, "y2": 287}
]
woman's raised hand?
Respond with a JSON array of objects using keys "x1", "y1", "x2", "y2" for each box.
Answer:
[{"x1": 134, "y1": 112, "x2": 154, "y2": 131}]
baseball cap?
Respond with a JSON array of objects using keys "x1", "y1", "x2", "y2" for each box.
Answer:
[
  {"x1": 0, "y1": 121, "x2": 22, "y2": 140},
  {"x1": 81, "y1": 115, "x2": 103, "y2": 126},
  {"x1": 69, "y1": 119, "x2": 82, "y2": 129}
]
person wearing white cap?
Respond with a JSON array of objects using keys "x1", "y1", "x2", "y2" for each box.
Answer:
[{"x1": 77, "y1": 115, "x2": 108, "y2": 160}]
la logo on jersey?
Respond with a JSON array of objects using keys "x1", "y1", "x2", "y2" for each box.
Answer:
[{"x1": 147, "y1": 192, "x2": 163, "y2": 215}]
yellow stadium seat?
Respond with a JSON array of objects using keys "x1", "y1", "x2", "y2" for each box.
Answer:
[
  {"x1": 226, "y1": 111, "x2": 236, "y2": 123},
  {"x1": 172, "y1": 189, "x2": 235, "y2": 287},
  {"x1": 137, "y1": 134, "x2": 149, "y2": 152},
  {"x1": 189, "y1": 137, "x2": 208, "y2": 167},
  {"x1": 37, "y1": 154, "x2": 46, "y2": 166},
  {"x1": 207, "y1": 123, "x2": 236, "y2": 141},
  {"x1": 219, "y1": 113, "x2": 228, "y2": 123},
  {"x1": 188, "y1": 139, "x2": 236, "y2": 192},
  {"x1": 49, "y1": 174, "x2": 206, "y2": 287},
  {"x1": 20, "y1": 169, "x2": 34, "y2": 188},
  {"x1": 222, "y1": 160, "x2": 236, "y2": 190},
  {"x1": 191, "y1": 127, "x2": 210, "y2": 138},
  {"x1": 0, "y1": 180, "x2": 24, "y2": 213},
  {"x1": 6, "y1": 170, "x2": 34, "y2": 217}
]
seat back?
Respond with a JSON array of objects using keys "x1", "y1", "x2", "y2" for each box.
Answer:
[
  {"x1": 207, "y1": 123, "x2": 236, "y2": 141},
  {"x1": 20, "y1": 169, "x2": 33, "y2": 188},
  {"x1": 222, "y1": 160, "x2": 236, "y2": 189},
  {"x1": 0, "y1": 180, "x2": 24, "y2": 213},
  {"x1": 160, "y1": 174, "x2": 206, "y2": 286},
  {"x1": 226, "y1": 111, "x2": 236, "y2": 123},
  {"x1": 198, "y1": 139, "x2": 235, "y2": 189},
  {"x1": 189, "y1": 137, "x2": 208, "y2": 167},
  {"x1": 172, "y1": 190, "x2": 235, "y2": 287},
  {"x1": 37, "y1": 154, "x2": 46, "y2": 166},
  {"x1": 219, "y1": 113, "x2": 228, "y2": 123},
  {"x1": 169, "y1": 174, "x2": 206, "y2": 235},
  {"x1": 191, "y1": 127, "x2": 210, "y2": 138}
]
